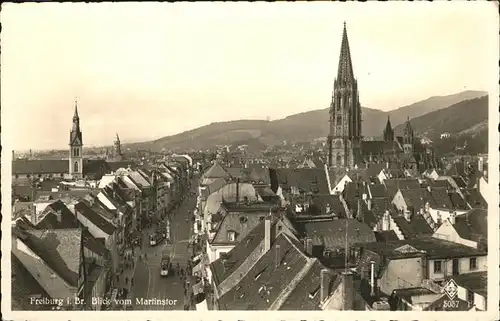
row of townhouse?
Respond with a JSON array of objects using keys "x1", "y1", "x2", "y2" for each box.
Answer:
[
  {"x1": 190, "y1": 160, "x2": 489, "y2": 311},
  {"x1": 10, "y1": 157, "x2": 193, "y2": 311}
]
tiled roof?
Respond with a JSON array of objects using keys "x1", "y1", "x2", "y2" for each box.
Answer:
[
  {"x1": 304, "y1": 194, "x2": 346, "y2": 217},
  {"x1": 453, "y1": 209, "x2": 487, "y2": 242},
  {"x1": 327, "y1": 167, "x2": 348, "y2": 187},
  {"x1": 384, "y1": 178, "x2": 421, "y2": 191},
  {"x1": 128, "y1": 171, "x2": 151, "y2": 187},
  {"x1": 366, "y1": 163, "x2": 385, "y2": 178},
  {"x1": 206, "y1": 177, "x2": 227, "y2": 195},
  {"x1": 361, "y1": 140, "x2": 401, "y2": 156},
  {"x1": 217, "y1": 233, "x2": 310, "y2": 310},
  {"x1": 11, "y1": 253, "x2": 53, "y2": 310},
  {"x1": 298, "y1": 219, "x2": 376, "y2": 250},
  {"x1": 82, "y1": 229, "x2": 109, "y2": 258},
  {"x1": 449, "y1": 271, "x2": 487, "y2": 297},
  {"x1": 424, "y1": 294, "x2": 470, "y2": 311},
  {"x1": 15, "y1": 228, "x2": 82, "y2": 287},
  {"x1": 75, "y1": 201, "x2": 116, "y2": 235},
  {"x1": 256, "y1": 186, "x2": 277, "y2": 198},
  {"x1": 211, "y1": 212, "x2": 266, "y2": 245},
  {"x1": 107, "y1": 161, "x2": 134, "y2": 172},
  {"x1": 462, "y1": 189, "x2": 487, "y2": 209},
  {"x1": 392, "y1": 287, "x2": 435, "y2": 304},
  {"x1": 374, "y1": 230, "x2": 399, "y2": 242},
  {"x1": 13, "y1": 185, "x2": 35, "y2": 200},
  {"x1": 390, "y1": 211, "x2": 433, "y2": 239},
  {"x1": 210, "y1": 218, "x2": 278, "y2": 286},
  {"x1": 279, "y1": 260, "x2": 336, "y2": 310},
  {"x1": 13, "y1": 160, "x2": 69, "y2": 175},
  {"x1": 355, "y1": 237, "x2": 487, "y2": 259},
  {"x1": 449, "y1": 192, "x2": 469, "y2": 210},
  {"x1": 368, "y1": 184, "x2": 387, "y2": 198},
  {"x1": 399, "y1": 188, "x2": 433, "y2": 210},
  {"x1": 270, "y1": 168, "x2": 329, "y2": 194},
  {"x1": 452, "y1": 176, "x2": 467, "y2": 188},
  {"x1": 429, "y1": 187, "x2": 453, "y2": 209}
]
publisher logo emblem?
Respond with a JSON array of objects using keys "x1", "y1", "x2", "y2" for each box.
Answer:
[{"x1": 443, "y1": 279, "x2": 458, "y2": 300}]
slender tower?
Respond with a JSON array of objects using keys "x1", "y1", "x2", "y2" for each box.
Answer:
[
  {"x1": 327, "y1": 22, "x2": 362, "y2": 168},
  {"x1": 383, "y1": 116, "x2": 394, "y2": 142},
  {"x1": 69, "y1": 100, "x2": 83, "y2": 179}
]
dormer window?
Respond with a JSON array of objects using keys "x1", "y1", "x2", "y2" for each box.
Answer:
[
  {"x1": 228, "y1": 231, "x2": 236, "y2": 242},
  {"x1": 239, "y1": 216, "x2": 248, "y2": 224},
  {"x1": 309, "y1": 285, "x2": 321, "y2": 299},
  {"x1": 259, "y1": 216, "x2": 265, "y2": 221}
]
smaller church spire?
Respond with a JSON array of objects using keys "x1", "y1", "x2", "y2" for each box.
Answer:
[
  {"x1": 115, "y1": 133, "x2": 120, "y2": 142},
  {"x1": 384, "y1": 115, "x2": 394, "y2": 142},
  {"x1": 73, "y1": 99, "x2": 79, "y2": 119}
]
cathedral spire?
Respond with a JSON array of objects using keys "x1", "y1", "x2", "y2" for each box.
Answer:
[
  {"x1": 337, "y1": 22, "x2": 355, "y2": 83},
  {"x1": 384, "y1": 115, "x2": 394, "y2": 141}
]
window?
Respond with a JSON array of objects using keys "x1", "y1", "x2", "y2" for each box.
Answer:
[
  {"x1": 227, "y1": 231, "x2": 236, "y2": 242},
  {"x1": 433, "y1": 260, "x2": 442, "y2": 273},
  {"x1": 469, "y1": 257, "x2": 477, "y2": 270},
  {"x1": 259, "y1": 216, "x2": 265, "y2": 221}
]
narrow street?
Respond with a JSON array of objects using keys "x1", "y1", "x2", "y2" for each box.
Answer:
[{"x1": 131, "y1": 179, "x2": 198, "y2": 310}]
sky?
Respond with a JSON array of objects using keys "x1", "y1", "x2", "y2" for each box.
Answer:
[{"x1": 2, "y1": 2, "x2": 498, "y2": 150}]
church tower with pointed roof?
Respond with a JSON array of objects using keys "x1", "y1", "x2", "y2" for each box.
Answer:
[
  {"x1": 69, "y1": 101, "x2": 83, "y2": 179},
  {"x1": 112, "y1": 133, "x2": 123, "y2": 161},
  {"x1": 327, "y1": 22, "x2": 362, "y2": 168},
  {"x1": 383, "y1": 116, "x2": 394, "y2": 142}
]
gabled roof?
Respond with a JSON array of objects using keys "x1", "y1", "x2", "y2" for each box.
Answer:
[
  {"x1": 217, "y1": 233, "x2": 312, "y2": 310},
  {"x1": 429, "y1": 187, "x2": 453, "y2": 209},
  {"x1": 37, "y1": 200, "x2": 78, "y2": 229},
  {"x1": 203, "y1": 163, "x2": 231, "y2": 180},
  {"x1": 13, "y1": 160, "x2": 68, "y2": 175},
  {"x1": 390, "y1": 211, "x2": 434, "y2": 239},
  {"x1": 83, "y1": 159, "x2": 110, "y2": 180},
  {"x1": 398, "y1": 188, "x2": 433, "y2": 210},
  {"x1": 14, "y1": 227, "x2": 82, "y2": 287},
  {"x1": 298, "y1": 219, "x2": 376, "y2": 250},
  {"x1": 74, "y1": 201, "x2": 116, "y2": 235}
]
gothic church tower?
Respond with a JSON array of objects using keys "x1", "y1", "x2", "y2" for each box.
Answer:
[
  {"x1": 69, "y1": 101, "x2": 83, "y2": 179},
  {"x1": 327, "y1": 23, "x2": 362, "y2": 168}
]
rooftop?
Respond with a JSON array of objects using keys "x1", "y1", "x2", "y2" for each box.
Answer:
[{"x1": 355, "y1": 237, "x2": 487, "y2": 259}]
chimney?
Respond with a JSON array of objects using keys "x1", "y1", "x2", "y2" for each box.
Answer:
[
  {"x1": 449, "y1": 211, "x2": 456, "y2": 225},
  {"x1": 404, "y1": 209, "x2": 411, "y2": 222},
  {"x1": 386, "y1": 162, "x2": 389, "y2": 169},
  {"x1": 367, "y1": 198, "x2": 372, "y2": 211},
  {"x1": 370, "y1": 261, "x2": 376, "y2": 296},
  {"x1": 55, "y1": 209, "x2": 62, "y2": 223},
  {"x1": 236, "y1": 178, "x2": 240, "y2": 203},
  {"x1": 264, "y1": 214, "x2": 272, "y2": 252},
  {"x1": 305, "y1": 237, "x2": 313, "y2": 256},
  {"x1": 340, "y1": 272, "x2": 354, "y2": 310},
  {"x1": 478, "y1": 157, "x2": 483, "y2": 172},
  {"x1": 382, "y1": 210, "x2": 390, "y2": 230},
  {"x1": 275, "y1": 244, "x2": 281, "y2": 268},
  {"x1": 320, "y1": 269, "x2": 329, "y2": 302}
]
